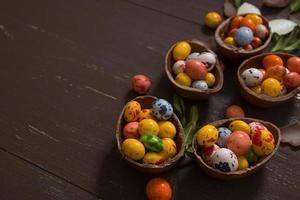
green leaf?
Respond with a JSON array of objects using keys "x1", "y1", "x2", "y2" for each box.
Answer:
[
  {"x1": 290, "y1": 0, "x2": 300, "y2": 13},
  {"x1": 173, "y1": 94, "x2": 182, "y2": 117},
  {"x1": 178, "y1": 95, "x2": 186, "y2": 114},
  {"x1": 184, "y1": 121, "x2": 198, "y2": 157},
  {"x1": 283, "y1": 37, "x2": 300, "y2": 51},
  {"x1": 271, "y1": 35, "x2": 285, "y2": 52},
  {"x1": 189, "y1": 105, "x2": 199, "y2": 124},
  {"x1": 234, "y1": 0, "x2": 245, "y2": 8},
  {"x1": 271, "y1": 27, "x2": 300, "y2": 52}
]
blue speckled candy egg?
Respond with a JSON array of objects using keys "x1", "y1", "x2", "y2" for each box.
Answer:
[
  {"x1": 152, "y1": 99, "x2": 173, "y2": 120},
  {"x1": 234, "y1": 27, "x2": 253, "y2": 46},
  {"x1": 192, "y1": 80, "x2": 208, "y2": 91},
  {"x1": 217, "y1": 127, "x2": 232, "y2": 147}
]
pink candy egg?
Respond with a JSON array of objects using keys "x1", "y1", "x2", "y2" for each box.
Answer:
[
  {"x1": 131, "y1": 74, "x2": 151, "y2": 94},
  {"x1": 123, "y1": 122, "x2": 139, "y2": 139},
  {"x1": 185, "y1": 59, "x2": 208, "y2": 80},
  {"x1": 227, "y1": 131, "x2": 251, "y2": 156}
]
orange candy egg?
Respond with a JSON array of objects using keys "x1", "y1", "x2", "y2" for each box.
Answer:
[
  {"x1": 240, "y1": 18, "x2": 256, "y2": 32},
  {"x1": 266, "y1": 65, "x2": 286, "y2": 81},
  {"x1": 251, "y1": 37, "x2": 262, "y2": 49},
  {"x1": 146, "y1": 178, "x2": 172, "y2": 200},
  {"x1": 262, "y1": 55, "x2": 284, "y2": 70},
  {"x1": 231, "y1": 16, "x2": 244, "y2": 29}
]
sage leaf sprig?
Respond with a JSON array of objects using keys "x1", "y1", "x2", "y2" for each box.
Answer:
[
  {"x1": 184, "y1": 105, "x2": 200, "y2": 156},
  {"x1": 271, "y1": 26, "x2": 300, "y2": 54},
  {"x1": 290, "y1": 0, "x2": 300, "y2": 13},
  {"x1": 173, "y1": 94, "x2": 186, "y2": 127},
  {"x1": 234, "y1": 0, "x2": 246, "y2": 8}
]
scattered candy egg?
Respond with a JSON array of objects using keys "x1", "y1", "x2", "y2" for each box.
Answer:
[
  {"x1": 227, "y1": 131, "x2": 251, "y2": 156},
  {"x1": 262, "y1": 54, "x2": 284, "y2": 70},
  {"x1": 173, "y1": 41, "x2": 191, "y2": 60},
  {"x1": 244, "y1": 147, "x2": 259, "y2": 163},
  {"x1": 205, "y1": 11, "x2": 222, "y2": 28},
  {"x1": 175, "y1": 72, "x2": 192, "y2": 87},
  {"x1": 197, "y1": 52, "x2": 217, "y2": 71},
  {"x1": 245, "y1": 14, "x2": 263, "y2": 25},
  {"x1": 243, "y1": 44, "x2": 253, "y2": 51},
  {"x1": 266, "y1": 65, "x2": 286, "y2": 80},
  {"x1": 152, "y1": 99, "x2": 173, "y2": 120},
  {"x1": 217, "y1": 127, "x2": 232, "y2": 147},
  {"x1": 287, "y1": 56, "x2": 300, "y2": 73},
  {"x1": 252, "y1": 129, "x2": 275, "y2": 156},
  {"x1": 228, "y1": 28, "x2": 238, "y2": 37},
  {"x1": 251, "y1": 37, "x2": 262, "y2": 49},
  {"x1": 231, "y1": 16, "x2": 244, "y2": 29},
  {"x1": 140, "y1": 134, "x2": 163, "y2": 152},
  {"x1": 158, "y1": 121, "x2": 176, "y2": 139},
  {"x1": 197, "y1": 124, "x2": 218, "y2": 148},
  {"x1": 237, "y1": 156, "x2": 249, "y2": 170},
  {"x1": 172, "y1": 60, "x2": 186, "y2": 75},
  {"x1": 143, "y1": 152, "x2": 164, "y2": 164},
  {"x1": 240, "y1": 18, "x2": 256, "y2": 32},
  {"x1": 121, "y1": 138, "x2": 145, "y2": 160},
  {"x1": 241, "y1": 68, "x2": 264, "y2": 87},
  {"x1": 229, "y1": 120, "x2": 251, "y2": 135},
  {"x1": 159, "y1": 138, "x2": 177, "y2": 160},
  {"x1": 124, "y1": 101, "x2": 141, "y2": 122},
  {"x1": 205, "y1": 73, "x2": 216, "y2": 87},
  {"x1": 225, "y1": 105, "x2": 245, "y2": 118},
  {"x1": 138, "y1": 109, "x2": 154, "y2": 121},
  {"x1": 283, "y1": 72, "x2": 300, "y2": 88},
  {"x1": 146, "y1": 178, "x2": 172, "y2": 200},
  {"x1": 123, "y1": 122, "x2": 139, "y2": 139},
  {"x1": 185, "y1": 60, "x2": 208, "y2": 80},
  {"x1": 186, "y1": 52, "x2": 201, "y2": 60},
  {"x1": 224, "y1": 36, "x2": 235, "y2": 46},
  {"x1": 251, "y1": 85, "x2": 262, "y2": 94},
  {"x1": 211, "y1": 148, "x2": 238, "y2": 172},
  {"x1": 261, "y1": 78, "x2": 281, "y2": 97},
  {"x1": 132, "y1": 74, "x2": 151, "y2": 94},
  {"x1": 192, "y1": 80, "x2": 208, "y2": 91},
  {"x1": 201, "y1": 144, "x2": 220, "y2": 166},
  {"x1": 138, "y1": 119, "x2": 159, "y2": 136},
  {"x1": 249, "y1": 122, "x2": 267, "y2": 137},
  {"x1": 255, "y1": 24, "x2": 269, "y2": 40},
  {"x1": 235, "y1": 27, "x2": 254, "y2": 46}
]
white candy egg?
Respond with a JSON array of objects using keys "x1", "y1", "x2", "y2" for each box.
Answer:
[
  {"x1": 241, "y1": 68, "x2": 264, "y2": 87},
  {"x1": 172, "y1": 60, "x2": 186, "y2": 75},
  {"x1": 211, "y1": 148, "x2": 238, "y2": 172},
  {"x1": 186, "y1": 52, "x2": 201, "y2": 61},
  {"x1": 197, "y1": 52, "x2": 217, "y2": 71}
]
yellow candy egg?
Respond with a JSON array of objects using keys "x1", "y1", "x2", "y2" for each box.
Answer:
[
  {"x1": 158, "y1": 121, "x2": 176, "y2": 139},
  {"x1": 138, "y1": 119, "x2": 159, "y2": 136},
  {"x1": 237, "y1": 156, "x2": 249, "y2": 170},
  {"x1": 138, "y1": 109, "x2": 154, "y2": 121},
  {"x1": 196, "y1": 124, "x2": 218, "y2": 148},
  {"x1": 143, "y1": 152, "x2": 165, "y2": 165},
  {"x1": 245, "y1": 14, "x2": 263, "y2": 25},
  {"x1": 251, "y1": 85, "x2": 262, "y2": 94},
  {"x1": 159, "y1": 138, "x2": 177, "y2": 160},
  {"x1": 252, "y1": 129, "x2": 275, "y2": 156},
  {"x1": 173, "y1": 41, "x2": 191, "y2": 60},
  {"x1": 229, "y1": 120, "x2": 251, "y2": 135},
  {"x1": 175, "y1": 72, "x2": 192, "y2": 87},
  {"x1": 262, "y1": 78, "x2": 281, "y2": 97},
  {"x1": 124, "y1": 101, "x2": 141, "y2": 122},
  {"x1": 224, "y1": 37, "x2": 235, "y2": 46},
  {"x1": 205, "y1": 73, "x2": 216, "y2": 87},
  {"x1": 205, "y1": 12, "x2": 222, "y2": 29},
  {"x1": 121, "y1": 138, "x2": 145, "y2": 160}
]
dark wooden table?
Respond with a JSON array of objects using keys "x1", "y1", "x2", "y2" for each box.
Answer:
[{"x1": 0, "y1": 0, "x2": 299, "y2": 199}]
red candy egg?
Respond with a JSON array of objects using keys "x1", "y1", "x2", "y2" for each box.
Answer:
[
  {"x1": 228, "y1": 28, "x2": 238, "y2": 37},
  {"x1": 123, "y1": 122, "x2": 139, "y2": 139},
  {"x1": 227, "y1": 131, "x2": 251, "y2": 156},
  {"x1": 131, "y1": 74, "x2": 151, "y2": 94},
  {"x1": 283, "y1": 72, "x2": 300, "y2": 88},
  {"x1": 231, "y1": 16, "x2": 244, "y2": 29},
  {"x1": 185, "y1": 59, "x2": 208, "y2": 80},
  {"x1": 287, "y1": 57, "x2": 300, "y2": 74},
  {"x1": 251, "y1": 37, "x2": 262, "y2": 49}
]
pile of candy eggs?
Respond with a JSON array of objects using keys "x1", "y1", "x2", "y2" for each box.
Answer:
[
  {"x1": 241, "y1": 55, "x2": 300, "y2": 97},
  {"x1": 121, "y1": 99, "x2": 179, "y2": 165},
  {"x1": 223, "y1": 14, "x2": 269, "y2": 50},
  {"x1": 196, "y1": 120, "x2": 275, "y2": 172},
  {"x1": 172, "y1": 41, "x2": 218, "y2": 91}
]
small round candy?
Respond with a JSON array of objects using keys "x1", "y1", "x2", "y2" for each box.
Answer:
[
  {"x1": 231, "y1": 16, "x2": 244, "y2": 29},
  {"x1": 252, "y1": 129, "x2": 275, "y2": 156},
  {"x1": 175, "y1": 72, "x2": 192, "y2": 87},
  {"x1": 225, "y1": 105, "x2": 245, "y2": 118},
  {"x1": 266, "y1": 65, "x2": 286, "y2": 81},
  {"x1": 172, "y1": 60, "x2": 186, "y2": 75},
  {"x1": 205, "y1": 12, "x2": 222, "y2": 28},
  {"x1": 283, "y1": 72, "x2": 300, "y2": 88},
  {"x1": 146, "y1": 178, "x2": 172, "y2": 200},
  {"x1": 201, "y1": 144, "x2": 220, "y2": 166},
  {"x1": 237, "y1": 156, "x2": 249, "y2": 170},
  {"x1": 152, "y1": 99, "x2": 173, "y2": 120},
  {"x1": 124, "y1": 101, "x2": 141, "y2": 122},
  {"x1": 224, "y1": 37, "x2": 235, "y2": 46},
  {"x1": 235, "y1": 27, "x2": 253, "y2": 46},
  {"x1": 143, "y1": 152, "x2": 164, "y2": 165},
  {"x1": 138, "y1": 119, "x2": 159, "y2": 136},
  {"x1": 205, "y1": 73, "x2": 216, "y2": 87},
  {"x1": 138, "y1": 109, "x2": 154, "y2": 121},
  {"x1": 159, "y1": 138, "x2": 177, "y2": 160},
  {"x1": 262, "y1": 78, "x2": 281, "y2": 97},
  {"x1": 251, "y1": 85, "x2": 262, "y2": 94},
  {"x1": 251, "y1": 37, "x2": 262, "y2": 49},
  {"x1": 121, "y1": 139, "x2": 145, "y2": 160},
  {"x1": 262, "y1": 55, "x2": 284, "y2": 70},
  {"x1": 185, "y1": 60, "x2": 208, "y2": 80},
  {"x1": 123, "y1": 122, "x2": 139, "y2": 139},
  {"x1": 227, "y1": 131, "x2": 251, "y2": 156},
  {"x1": 173, "y1": 41, "x2": 191, "y2": 60},
  {"x1": 287, "y1": 56, "x2": 300, "y2": 74},
  {"x1": 240, "y1": 18, "x2": 256, "y2": 32},
  {"x1": 197, "y1": 124, "x2": 218, "y2": 148},
  {"x1": 140, "y1": 134, "x2": 163, "y2": 152},
  {"x1": 243, "y1": 44, "x2": 253, "y2": 51},
  {"x1": 229, "y1": 120, "x2": 251, "y2": 135},
  {"x1": 255, "y1": 24, "x2": 269, "y2": 40},
  {"x1": 132, "y1": 74, "x2": 151, "y2": 94},
  {"x1": 197, "y1": 52, "x2": 217, "y2": 71},
  {"x1": 217, "y1": 127, "x2": 232, "y2": 147},
  {"x1": 228, "y1": 28, "x2": 238, "y2": 37},
  {"x1": 244, "y1": 147, "x2": 259, "y2": 163},
  {"x1": 245, "y1": 14, "x2": 263, "y2": 25},
  {"x1": 241, "y1": 68, "x2": 264, "y2": 87},
  {"x1": 192, "y1": 80, "x2": 208, "y2": 91},
  {"x1": 158, "y1": 121, "x2": 176, "y2": 139}
]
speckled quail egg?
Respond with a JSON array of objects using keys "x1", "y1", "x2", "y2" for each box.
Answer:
[
  {"x1": 211, "y1": 148, "x2": 238, "y2": 172},
  {"x1": 241, "y1": 68, "x2": 264, "y2": 87},
  {"x1": 152, "y1": 99, "x2": 173, "y2": 120}
]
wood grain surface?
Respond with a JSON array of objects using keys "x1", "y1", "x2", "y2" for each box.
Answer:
[{"x1": 0, "y1": 0, "x2": 299, "y2": 199}]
